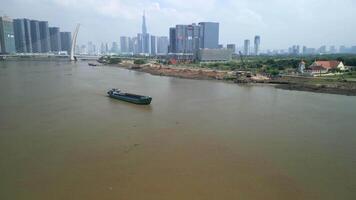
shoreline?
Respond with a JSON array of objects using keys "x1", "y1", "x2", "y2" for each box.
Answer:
[{"x1": 115, "y1": 62, "x2": 356, "y2": 96}]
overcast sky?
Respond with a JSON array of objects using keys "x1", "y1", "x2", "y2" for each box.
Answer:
[{"x1": 1, "y1": 0, "x2": 356, "y2": 49}]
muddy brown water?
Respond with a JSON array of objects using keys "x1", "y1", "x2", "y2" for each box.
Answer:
[{"x1": 0, "y1": 60, "x2": 355, "y2": 200}]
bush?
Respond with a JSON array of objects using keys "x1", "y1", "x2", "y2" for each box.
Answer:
[
  {"x1": 107, "y1": 57, "x2": 122, "y2": 64},
  {"x1": 134, "y1": 59, "x2": 147, "y2": 65}
]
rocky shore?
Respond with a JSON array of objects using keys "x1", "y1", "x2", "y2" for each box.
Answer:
[{"x1": 116, "y1": 62, "x2": 356, "y2": 96}]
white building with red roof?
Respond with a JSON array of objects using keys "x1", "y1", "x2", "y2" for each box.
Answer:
[{"x1": 308, "y1": 60, "x2": 347, "y2": 74}]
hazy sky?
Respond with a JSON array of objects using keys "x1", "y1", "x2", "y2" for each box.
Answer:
[{"x1": 1, "y1": 0, "x2": 356, "y2": 49}]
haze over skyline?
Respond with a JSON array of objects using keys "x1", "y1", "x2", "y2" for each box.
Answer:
[{"x1": 2, "y1": 0, "x2": 356, "y2": 49}]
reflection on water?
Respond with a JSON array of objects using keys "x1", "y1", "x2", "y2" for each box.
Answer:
[{"x1": 0, "y1": 60, "x2": 355, "y2": 200}]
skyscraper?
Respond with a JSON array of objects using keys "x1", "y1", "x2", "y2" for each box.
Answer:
[
  {"x1": 137, "y1": 33, "x2": 143, "y2": 53},
  {"x1": 39, "y1": 21, "x2": 51, "y2": 53},
  {"x1": 198, "y1": 22, "x2": 219, "y2": 49},
  {"x1": 227, "y1": 44, "x2": 236, "y2": 53},
  {"x1": 49, "y1": 27, "x2": 61, "y2": 52},
  {"x1": 120, "y1": 36, "x2": 129, "y2": 53},
  {"x1": 254, "y1": 35, "x2": 260, "y2": 55},
  {"x1": 244, "y1": 39, "x2": 250, "y2": 55},
  {"x1": 30, "y1": 20, "x2": 41, "y2": 53},
  {"x1": 150, "y1": 35, "x2": 156, "y2": 55},
  {"x1": 60, "y1": 32, "x2": 71, "y2": 54},
  {"x1": 141, "y1": 12, "x2": 150, "y2": 54},
  {"x1": 0, "y1": 16, "x2": 16, "y2": 54},
  {"x1": 169, "y1": 27, "x2": 176, "y2": 53},
  {"x1": 13, "y1": 19, "x2": 27, "y2": 53},
  {"x1": 100, "y1": 43, "x2": 105, "y2": 54},
  {"x1": 111, "y1": 42, "x2": 119, "y2": 53},
  {"x1": 128, "y1": 37, "x2": 134, "y2": 53},
  {"x1": 157, "y1": 36, "x2": 168, "y2": 55},
  {"x1": 142, "y1": 11, "x2": 147, "y2": 35},
  {"x1": 175, "y1": 24, "x2": 200, "y2": 54},
  {"x1": 175, "y1": 25, "x2": 188, "y2": 53},
  {"x1": 142, "y1": 34, "x2": 150, "y2": 54},
  {"x1": 169, "y1": 22, "x2": 219, "y2": 54}
]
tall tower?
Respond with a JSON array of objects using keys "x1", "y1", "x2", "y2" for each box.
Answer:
[
  {"x1": 142, "y1": 11, "x2": 147, "y2": 35},
  {"x1": 141, "y1": 11, "x2": 149, "y2": 54},
  {"x1": 254, "y1": 35, "x2": 260, "y2": 55},
  {"x1": 244, "y1": 39, "x2": 250, "y2": 56}
]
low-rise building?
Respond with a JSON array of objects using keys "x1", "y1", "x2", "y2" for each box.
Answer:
[
  {"x1": 308, "y1": 60, "x2": 347, "y2": 74},
  {"x1": 197, "y1": 48, "x2": 233, "y2": 62}
]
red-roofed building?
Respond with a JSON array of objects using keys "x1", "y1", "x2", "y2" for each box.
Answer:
[{"x1": 308, "y1": 60, "x2": 347, "y2": 74}]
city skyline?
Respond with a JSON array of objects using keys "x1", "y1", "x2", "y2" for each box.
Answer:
[{"x1": 1, "y1": 0, "x2": 356, "y2": 49}]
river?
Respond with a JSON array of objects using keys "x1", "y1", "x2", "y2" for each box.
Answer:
[{"x1": 0, "y1": 60, "x2": 355, "y2": 200}]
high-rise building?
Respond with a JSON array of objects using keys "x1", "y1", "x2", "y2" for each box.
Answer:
[
  {"x1": 227, "y1": 44, "x2": 236, "y2": 53},
  {"x1": 150, "y1": 35, "x2": 156, "y2": 55},
  {"x1": 175, "y1": 24, "x2": 200, "y2": 54},
  {"x1": 132, "y1": 37, "x2": 138, "y2": 54},
  {"x1": 128, "y1": 37, "x2": 134, "y2": 53},
  {"x1": 169, "y1": 22, "x2": 219, "y2": 54},
  {"x1": 339, "y1": 45, "x2": 348, "y2": 53},
  {"x1": 60, "y1": 32, "x2": 71, "y2": 54},
  {"x1": 157, "y1": 36, "x2": 168, "y2": 55},
  {"x1": 141, "y1": 12, "x2": 150, "y2": 54},
  {"x1": 254, "y1": 35, "x2": 260, "y2": 55},
  {"x1": 319, "y1": 45, "x2": 326, "y2": 54},
  {"x1": 120, "y1": 36, "x2": 129, "y2": 53},
  {"x1": 23, "y1": 19, "x2": 32, "y2": 53},
  {"x1": 0, "y1": 16, "x2": 16, "y2": 54},
  {"x1": 111, "y1": 42, "x2": 119, "y2": 53},
  {"x1": 169, "y1": 27, "x2": 176, "y2": 53},
  {"x1": 13, "y1": 19, "x2": 27, "y2": 53},
  {"x1": 39, "y1": 21, "x2": 51, "y2": 53},
  {"x1": 49, "y1": 27, "x2": 61, "y2": 52},
  {"x1": 14, "y1": 18, "x2": 33, "y2": 53},
  {"x1": 244, "y1": 39, "x2": 250, "y2": 55},
  {"x1": 105, "y1": 43, "x2": 109, "y2": 53},
  {"x1": 329, "y1": 45, "x2": 337, "y2": 54},
  {"x1": 30, "y1": 20, "x2": 41, "y2": 53},
  {"x1": 198, "y1": 22, "x2": 219, "y2": 49},
  {"x1": 137, "y1": 33, "x2": 143, "y2": 53},
  {"x1": 175, "y1": 25, "x2": 187, "y2": 53},
  {"x1": 100, "y1": 43, "x2": 105, "y2": 54}
]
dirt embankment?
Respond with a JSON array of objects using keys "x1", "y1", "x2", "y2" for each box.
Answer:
[
  {"x1": 119, "y1": 62, "x2": 232, "y2": 80},
  {"x1": 117, "y1": 62, "x2": 356, "y2": 96}
]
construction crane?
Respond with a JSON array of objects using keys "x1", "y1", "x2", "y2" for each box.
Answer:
[
  {"x1": 238, "y1": 51, "x2": 246, "y2": 69},
  {"x1": 237, "y1": 51, "x2": 252, "y2": 78}
]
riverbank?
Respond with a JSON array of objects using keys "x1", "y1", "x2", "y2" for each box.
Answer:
[
  {"x1": 116, "y1": 62, "x2": 356, "y2": 96},
  {"x1": 118, "y1": 62, "x2": 232, "y2": 80}
]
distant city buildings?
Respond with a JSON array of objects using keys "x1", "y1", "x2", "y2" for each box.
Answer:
[
  {"x1": 0, "y1": 15, "x2": 72, "y2": 55},
  {"x1": 3, "y1": 14, "x2": 356, "y2": 58},
  {"x1": 119, "y1": 11, "x2": 168, "y2": 56}
]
